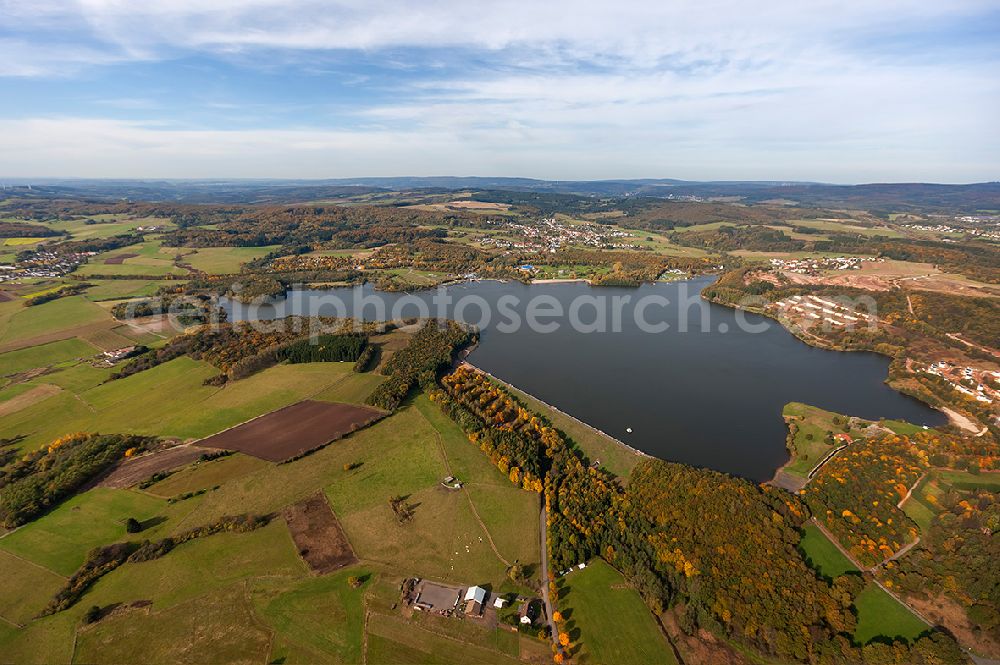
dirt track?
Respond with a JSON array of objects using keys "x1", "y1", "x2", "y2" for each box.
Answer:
[{"x1": 97, "y1": 445, "x2": 218, "y2": 489}]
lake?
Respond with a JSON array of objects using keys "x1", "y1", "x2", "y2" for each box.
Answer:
[{"x1": 223, "y1": 277, "x2": 947, "y2": 481}]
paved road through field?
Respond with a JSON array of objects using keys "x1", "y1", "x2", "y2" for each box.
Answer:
[{"x1": 539, "y1": 501, "x2": 559, "y2": 648}]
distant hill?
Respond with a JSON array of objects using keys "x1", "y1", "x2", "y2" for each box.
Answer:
[{"x1": 1, "y1": 177, "x2": 997, "y2": 212}]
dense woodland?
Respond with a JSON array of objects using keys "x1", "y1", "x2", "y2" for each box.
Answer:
[
  {"x1": 884, "y1": 488, "x2": 1000, "y2": 643},
  {"x1": 366, "y1": 321, "x2": 474, "y2": 410},
  {"x1": 160, "y1": 204, "x2": 463, "y2": 248},
  {"x1": 110, "y1": 318, "x2": 384, "y2": 381},
  {"x1": 806, "y1": 435, "x2": 927, "y2": 567},
  {"x1": 806, "y1": 431, "x2": 999, "y2": 569},
  {"x1": 0, "y1": 220, "x2": 63, "y2": 238}
]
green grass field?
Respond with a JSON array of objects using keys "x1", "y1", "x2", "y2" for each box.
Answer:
[
  {"x1": 83, "y1": 279, "x2": 166, "y2": 301},
  {"x1": 74, "y1": 583, "x2": 273, "y2": 664},
  {"x1": 367, "y1": 612, "x2": 523, "y2": 665},
  {"x1": 85, "y1": 520, "x2": 305, "y2": 610},
  {"x1": 781, "y1": 402, "x2": 851, "y2": 478},
  {"x1": 182, "y1": 245, "x2": 280, "y2": 273},
  {"x1": 900, "y1": 476, "x2": 943, "y2": 533},
  {"x1": 798, "y1": 523, "x2": 859, "y2": 579},
  {"x1": 936, "y1": 470, "x2": 1000, "y2": 491},
  {"x1": 0, "y1": 488, "x2": 166, "y2": 576},
  {"x1": 853, "y1": 583, "x2": 929, "y2": 645},
  {"x1": 0, "y1": 550, "x2": 67, "y2": 626},
  {"x1": 789, "y1": 219, "x2": 905, "y2": 238},
  {"x1": 414, "y1": 395, "x2": 541, "y2": 569},
  {"x1": 42, "y1": 216, "x2": 174, "y2": 241},
  {"x1": 27, "y1": 361, "x2": 112, "y2": 393},
  {"x1": 251, "y1": 566, "x2": 370, "y2": 664},
  {"x1": 76, "y1": 261, "x2": 187, "y2": 277},
  {"x1": 0, "y1": 358, "x2": 371, "y2": 452},
  {"x1": 559, "y1": 558, "x2": 678, "y2": 665},
  {"x1": 144, "y1": 453, "x2": 271, "y2": 498},
  {"x1": 0, "y1": 337, "x2": 99, "y2": 374},
  {"x1": 0, "y1": 296, "x2": 112, "y2": 346}
]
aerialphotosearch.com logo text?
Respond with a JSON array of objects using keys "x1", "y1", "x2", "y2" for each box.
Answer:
[{"x1": 129, "y1": 282, "x2": 879, "y2": 338}]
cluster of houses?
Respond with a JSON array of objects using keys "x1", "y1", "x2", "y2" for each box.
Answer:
[
  {"x1": 918, "y1": 362, "x2": 999, "y2": 405},
  {"x1": 476, "y1": 217, "x2": 639, "y2": 253},
  {"x1": 0, "y1": 249, "x2": 93, "y2": 283},
  {"x1": 773, "y1": 295, "x2": 876, "y2": 329},
  {"x1": 902, "y1": 221, "x2": 1000, "y2": 242},
  {"x1": 769, "y1": 256, "x2": 881, "y2": 275}
]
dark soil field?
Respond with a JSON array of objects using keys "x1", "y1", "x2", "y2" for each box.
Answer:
[
  {"x1": 193, "y1": 399, "x2": 384, "y2": 462},
  {"x1": 283, "y1": 492, "x2": 357, "y2": 573},
  {"x1": 97, "y1": 444, "x2": 220, "y2": 489},
  {"x1": 104, "y1": 253, "x2": 139, "y2": 265},
  {"x1": 0, "y1": 290, "x2": 16, "y2": 302}
]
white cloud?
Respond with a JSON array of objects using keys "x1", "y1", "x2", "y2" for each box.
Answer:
[
  {"x1": 0, "y1": 1, "x2": 996, "y2": 180},
  {"x1": 3, "y1": 1, "x2": 996, "y2": 70},
  {"x1": 2, "y1": 112, "x2": 995, "y2": 183}
]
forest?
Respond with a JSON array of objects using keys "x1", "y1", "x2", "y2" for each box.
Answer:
[
  {"x1": 884, "y1": 488, "x2": 1000, "y2": 643},
  {"x1": 805, "y1": 435, "x2": 927, "y2": 567},
  {"x1": 0, "y1": 220, "x2": 63, "y2": 237},
  {"x1": 366, "y1": 321, "x2": 474, "y2": 410},
  {"x1": 110, "y1": 318, "x2": 383, "y2": 382},
  {"x1": 159, "y1": 204, "x2": 463, "y2": 248}
]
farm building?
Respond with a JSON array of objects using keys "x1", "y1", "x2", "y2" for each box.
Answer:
[{"x1": 464, "y1": 586, "x2": 488, "y2": 616}]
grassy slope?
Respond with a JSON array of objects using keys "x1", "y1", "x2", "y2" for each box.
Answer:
[
  {"x1": 251, "y1": 566, "x2": 370, "y2": 664},
  {"x1": 75, "y1": 584, "x2": 273, "y2": 665},
  {"x1": 82, "y1": 279, "x2": 165, "y2": 301},
  {"x1": 182, "y1": 246, "x2": 279, "y2": 274},
  {"x1": 0, "y1": 395, "x2": 543, "y2": 663},
  {"x1": 0, "y1": 489, "x2": 167, "y2": 576},
  {"x1": 0, "y1": 337, "x2": 99, "y2": 374},
  {"x1": 854, "y1": 583, "x2": 929, "y2": 645},
  {"x1": 0, "y1": 296, "x2": 111, "y2": 346},
  {"x1": 781, "y1": 402, "x2": 843, "y2": 478},
  {"x1": 798, "y1": 522, "x2": 859, "y2": 579},
  {"x1": 0, "y1": 550, "x2": 66, "y2": 626},
  {"x1": 144, "y1": 454, "x2": 272, "y2": 499},
  {"x1": 0, "y1": 358, "x2": 366, "y2": 452},
  {"x1": 559, "y1": 558, "x2": 678, "y2": 665}
]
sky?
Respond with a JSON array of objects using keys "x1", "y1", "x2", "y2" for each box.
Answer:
[{"x1": 0, "y1": 1, "x2": 998, "y2": 183}]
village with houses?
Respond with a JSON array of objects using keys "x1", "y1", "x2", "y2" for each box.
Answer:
[
  {"x1": 768, "y1": 255, "x2": 882, "y2": 276},
  {"x1": 916, "y1": 361, "x2": 1000, "y2": 406},
  {"x1": 0, "y1": 248, "x2": 95, "y2": 283},
  {"x1": 476, "y1": 217, "x2": 641, "y2": 253}
]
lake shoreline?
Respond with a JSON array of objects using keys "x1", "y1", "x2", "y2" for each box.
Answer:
[
  {"x1": 227, "y1": 278, "x2": 947, "y2": 481},
  {"x1": 700, "y1": 290, "x2": 979, "y2": 441}
]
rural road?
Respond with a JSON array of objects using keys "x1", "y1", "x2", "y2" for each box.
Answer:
[{"x1": 539, "y1": 503, "x2": 559, "y2": 647}]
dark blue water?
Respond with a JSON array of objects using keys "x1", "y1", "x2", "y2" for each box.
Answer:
[{"x1": 223, "y1": 278, "x2": 946, "y2": 481}]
